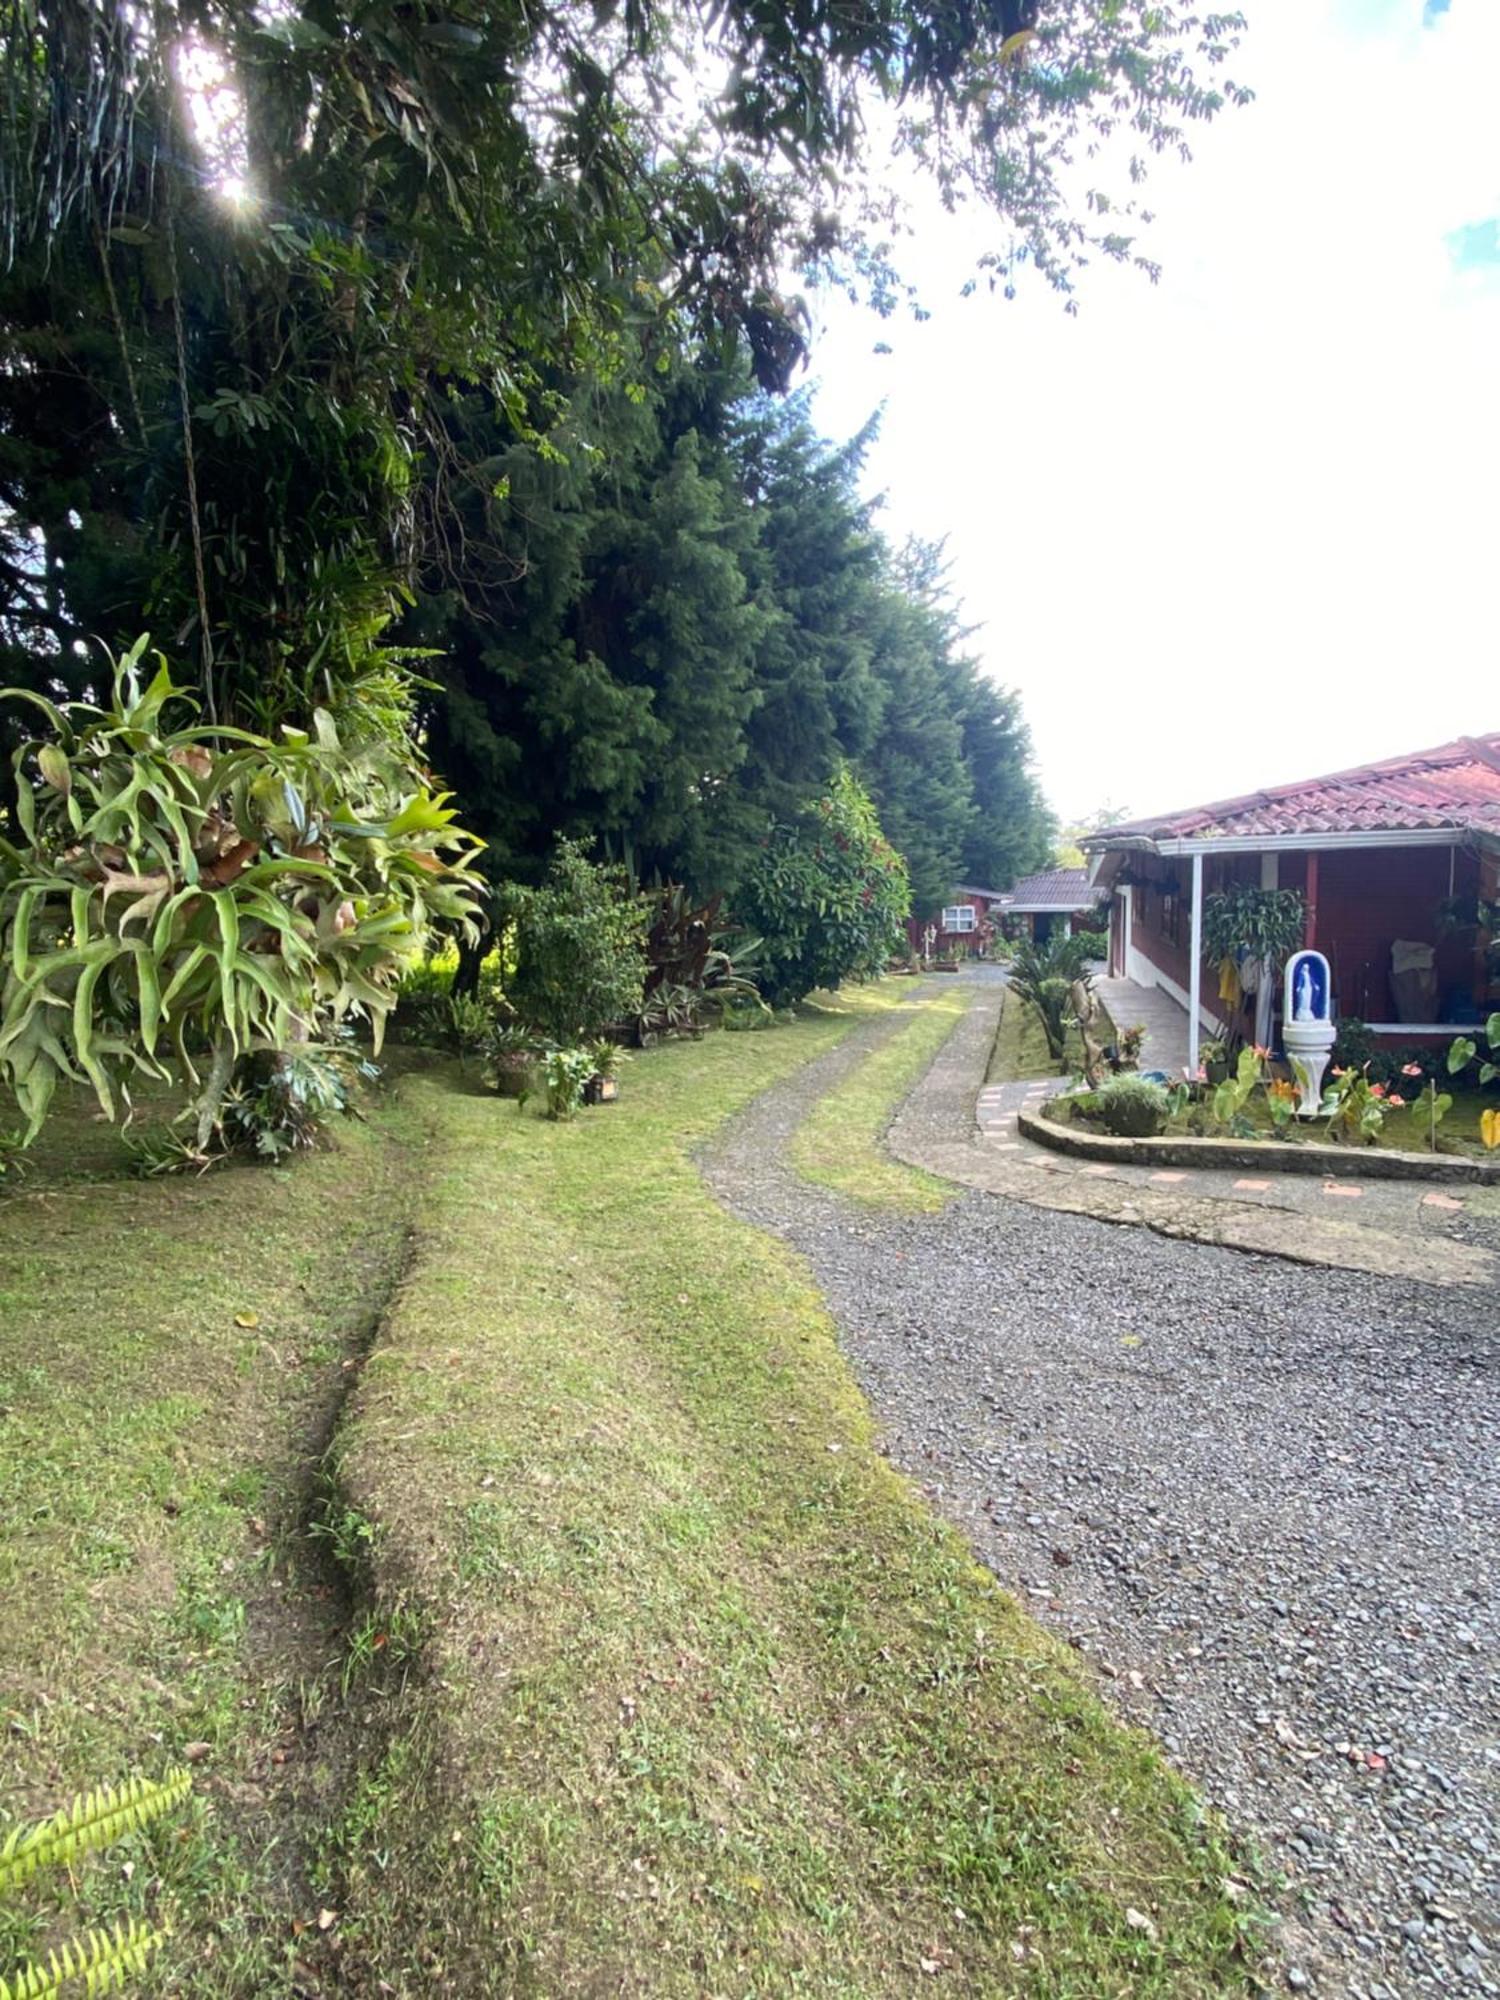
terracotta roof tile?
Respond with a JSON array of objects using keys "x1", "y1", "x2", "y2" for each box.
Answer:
[{"x1": 1087, "y1": 735, "x2": 1500, "y2": 845}]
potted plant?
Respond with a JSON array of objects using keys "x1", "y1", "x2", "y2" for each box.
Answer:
[
  {"x1": 1199, "y1": 1037, "x2": 1230, "y2": 1085},
  {"x1": 583, "y1": 1037, "x2": 627, "y2": 1105},
  {"x1": 489, "y1": 1023, "x2": 541, "y2": 1099}
]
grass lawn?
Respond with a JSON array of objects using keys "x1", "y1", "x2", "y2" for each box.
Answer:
[
  {"x1": 788, "y1": 984, "x2": 969, "y2": 1211},
  {"x1": 987, "y1": 983, "x2": 1114, "y2": 1088},
  {"x1": 2, "y1": 985, "x2": 1259, "y2": 1996}
]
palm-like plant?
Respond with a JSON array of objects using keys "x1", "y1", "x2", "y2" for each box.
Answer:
[{"x1": 1007, "y1": 933, "x2": 1094, "y2": 1065}]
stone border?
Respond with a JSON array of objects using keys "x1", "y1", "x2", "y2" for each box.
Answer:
[{"x1": 1018, "y1": 1103, "x2": 1500, "y2": 1185}]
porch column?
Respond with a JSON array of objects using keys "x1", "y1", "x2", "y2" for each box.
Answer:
[
  {"x1": 1304, "y1": 852, "x2": 1319, "y2": 948},
  {"x1": 1188, "y1": 850, "x2": 1203, "y2": 1076}
]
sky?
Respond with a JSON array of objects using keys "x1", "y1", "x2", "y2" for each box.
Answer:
[{"x1": 808, "y1": 0, "x2": 1500, "y2": 830}]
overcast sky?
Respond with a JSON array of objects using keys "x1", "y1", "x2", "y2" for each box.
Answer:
[{"x1": 809, "y1": 0, "x2": 1499, "y2": 831}]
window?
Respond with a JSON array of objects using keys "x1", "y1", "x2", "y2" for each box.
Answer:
[{"x1": 942, "y1": 904, "x2": 977, "y2": 933}]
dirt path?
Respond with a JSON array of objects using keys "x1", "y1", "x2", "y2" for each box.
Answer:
[{"x1": 701, "y1": 978, "x2": 1500, "y2": 2000}]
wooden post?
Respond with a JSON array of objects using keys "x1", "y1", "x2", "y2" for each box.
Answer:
[
  {"x1": 1188, "y1": 850, "x2": 1204, "y2": 1076},
  {"x1": 1304, "y1": 851, "x2": 1319, "y2": 948}
]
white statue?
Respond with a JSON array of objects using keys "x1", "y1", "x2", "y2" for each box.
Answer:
[{"x1": 1294, "y1": 959, "x2": 1314, "y2": 1021}]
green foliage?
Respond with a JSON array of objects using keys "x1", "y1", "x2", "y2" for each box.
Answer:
[
  {"x1": 0, "y1": 1771, "x2": 191, "y2": 1894},
  {"x1": 223, "y1": 1038, "x2": 379, "y2": 1161},
  {"x1": 1006, "y1": 932, "x2": 1093, "y2": 1064},
  {"x1": 1088, "y1": 1075, "x2": 1171, "y2": 1138},
  {"x1": 1331, "y1": 1017, "x2": 1375, "y2": 1072},
  {"x1": 538, "y1": 1046, "x2": 597, "y2": 1121},
  {"x1": 736, "y1": 769, "x2": 910, "y2": 1009},
  {"x1": 1200, "y1": 885, "x2": 1306, "y2": 968},
  {"x1": 1210, "y1": 1044, "x2": 1264, "y2": 1128},
  {"x1": 504, "y1": 840, "x2": 648, "y2": 1044},
  {"x1": 0, "y1": 1917, "x2": 166, "y2": 2000},
  {"x1": 1071, "y1": 928, "x2": 1109, "y2": 960},
  {"x1": 1320, "y1": 1066, "x2": 1386, "y2": 1145},
  {"x1": 1449, "y1": 1011, "x2": 1500, "y2": 1086},
  {"x1": 0, "y1": 640, "x2": 481, "y2": 1144},
  {"x1": 1, "y1": 1770, "x2": 191, "y2": 2000}
]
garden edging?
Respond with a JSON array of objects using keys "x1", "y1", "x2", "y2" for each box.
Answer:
[{"x1": 1019, "y1": 1103, "x2": 1500, "y2": 1184}]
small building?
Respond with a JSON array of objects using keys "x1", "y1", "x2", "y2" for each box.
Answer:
[
  {"x1": 1083, "y1": 735, "x2": 1500, "y2": 1073},
  {"x1": 908, "y1": 883, "x2": 1009, "y2": 960},
  {"x1": 1000, "y1": 867, "x2": 1095, "y2": 943}
]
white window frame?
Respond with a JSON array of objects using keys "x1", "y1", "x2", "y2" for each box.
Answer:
[{"x1": 942, "y1": 903, "x2": 977, "y2": 933}]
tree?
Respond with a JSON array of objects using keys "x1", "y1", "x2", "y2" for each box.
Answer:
[{"x1": 736, "y1": 767, "x2": 910, "y2": 1008}]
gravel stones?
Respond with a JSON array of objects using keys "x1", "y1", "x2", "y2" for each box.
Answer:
[{"x1": 701, "y1": 975, "x2": 1500, "y2": 1998}]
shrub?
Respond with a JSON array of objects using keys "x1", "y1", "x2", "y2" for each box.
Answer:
[
  {"x1": 538, "y1": 1045, "x2": 596, "y2": 1120},
  {"x1": 634, "y1": 885, "x2": 762, "y2": 1041},
  {"x1": 223, "y1": 1038, "x2": 379, "y2": 1160},
  {"x1": 0, "y1": 638, "x2": 482, "y2": 1151},
  {"x1": 503, "y1": 840, "x2": 648, "y2": 1044},
  {"x1": 736, "y1": 767, "x2": 910, "y2": 1010},
  {"x1": 1008, "y1": 933, "x2": 1093, "y2": 1064},
  {"x1": 1072, "y1": 928, "x2": 1109, "y2": 959},
  {"x1": 1090, "y1": 1076, "x2": 1171, "y2": 1138},
  {"x1": 1331, "y1": 1017, "x2": 1375, "y2": 1073}
]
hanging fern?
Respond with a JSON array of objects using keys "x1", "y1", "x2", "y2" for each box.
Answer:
[
  {"x1": 0, "y1": 1770, "x2": 191, "y2": 1894},
  {"x1": 0, "y1": 1918, "x2": 166, "y2": 2000}
]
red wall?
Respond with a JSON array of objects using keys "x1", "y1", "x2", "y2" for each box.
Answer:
[{"x1": 1117, "y1": 845, "x2": 1492, "y2": 1033}]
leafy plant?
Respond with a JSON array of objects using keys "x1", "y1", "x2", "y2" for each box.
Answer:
[
  {"x1": 736, "y1": 769, "x2": 911, "y2": 1010},
  {"x1": 1007, "y1": 932, "x2": 1094, "y2": 1064},
  {"x1": 0, "y1": 640, "x2": 482, "y2": 1151},
  {"x1": 489, "y1": 1025, "x2": 543, "y2": 1100},
  {"x1": 1200, "y1": 885, "x2": 1307, "y2": 968},
  {"x1": 222, "y1": 1038, "x2": 379, "y2": 1161},
  {"x1": 1407, "y1": 1076, "x2": 1453, "y2": 1154},
  {"x1": 503, "y1": 842, "x2": 647, "y2": 1046},
  {"x1": 1210, "y1": 1045, "x2": 1264, "y2": 1129},
  {"x1": 538, "y1": 1046, "x2": 596, "y2": 1121},
  {"x1": 1448, "y1": 1011, "x2": 1500, "y2": 1087},
  {"x1": 1265, "y1": 1077, "x2": 1299, "y2": 1133},
  {"x1": 1090, "y1": 1076, "x2": 1171, "y2": 1138},
  {"x1": 442, "y1": 992, "x2": 493, "y2": 1065},
  {"x1": 1320, "y1": 1065, "x2": 1386, "y2": 1145},
  {"x1": 1, "y1": 1769, "x2": 191, "y2": 1999},
  {"x1": 1331, "y1": 1018, "x2": 1375, "y2": 1073}
]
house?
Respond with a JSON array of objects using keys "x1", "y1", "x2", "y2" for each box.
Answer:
[
  {"x1": 1000, "y1": 867, "x2": 1095, "y2": 943},
  {"x1": 1083, "y1": 735, "x2": 1500, "y2": 1073},
  {"x1": 908, "y1": 883, "x2": 1009, "y2": 960}
]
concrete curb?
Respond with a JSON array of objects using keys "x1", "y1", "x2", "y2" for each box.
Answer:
[{"x1": 1018, "y1": 1104, "x2": 1500, "y2": 1186}]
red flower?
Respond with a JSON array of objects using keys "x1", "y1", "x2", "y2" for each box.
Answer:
[{"x1": 1369, "y1": 1082, "x2": 1386, "y2": 1099}]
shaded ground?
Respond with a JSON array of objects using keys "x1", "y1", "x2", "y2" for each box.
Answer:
[{"x1": 702, "y1": 977, "x2": 1500, "y2": 1999}]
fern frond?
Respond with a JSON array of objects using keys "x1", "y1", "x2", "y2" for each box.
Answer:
[
  {"x1": 0, "y1": 1771, "x2": 191, "y2": 1894},
  {"x1": 0, "y1": 1918, "x2": 165, "y2": 2000}
]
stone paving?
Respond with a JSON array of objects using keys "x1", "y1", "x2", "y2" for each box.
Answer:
[
  {"x1": 1093, "y1": 971, "x2": 1195, "y2": 1076},
  {"x1": 902, "y1": 979, "x2": 1495, "y2": 1290}
]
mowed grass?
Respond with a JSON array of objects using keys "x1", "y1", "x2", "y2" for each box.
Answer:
[
  {"x1": 789, "y1": 985, "x2": 969, "y2": 1211},
  {"x1": 988, "y1": 982, "x2": 1116, "y2": 1087},
  {"x1": 330, "y1": 985, "x2": 1259, "y2": 1995},
  {"x1": 0, "y1": 1080, "x2": 428, "y2": 1995}
]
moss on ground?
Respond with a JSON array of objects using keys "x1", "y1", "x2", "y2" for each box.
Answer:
[
  {"x1": 1, "y1": 984, "x2": 1259, "y2": 1996},
  {"x1": 789, "y1": 986, "x2": 968, "y2": 1211}
]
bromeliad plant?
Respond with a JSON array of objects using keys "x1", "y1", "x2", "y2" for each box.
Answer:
[{"x1": 0, "y1": 639, "x2": 483, "y2": 1151}]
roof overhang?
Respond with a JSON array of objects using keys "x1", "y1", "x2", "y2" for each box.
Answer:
[{"x1": 1083, "y1": 826, "x2": 1500, "y2": 862}]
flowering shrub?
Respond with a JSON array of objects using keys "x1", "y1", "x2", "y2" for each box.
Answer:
[{"x1": 736, "y1": 768, "x2": 910, "y2": 1009}]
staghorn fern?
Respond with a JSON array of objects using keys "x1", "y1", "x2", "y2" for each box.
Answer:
[
  {"x1": 0, "y1": 1771, "x2": 191, "y2": 1894},
  {"x1": 0, "y1": 1918, "x2": 166, "y2": 2000}
]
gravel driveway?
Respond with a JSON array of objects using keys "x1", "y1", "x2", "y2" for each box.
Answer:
[{"x1": 702, "y1": 982, "x2": 1499, "y2": 1999}]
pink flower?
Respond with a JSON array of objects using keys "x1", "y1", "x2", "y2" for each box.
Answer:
[
  {"x1": 1331, "y1": 1065, "x2": 1346, "y2": 1078},
  {"x1": 1369, "y1": 1082, "x2": 1386, "y2": 1099},
  {"x1": 1401, "y1": 1062, "x2": 1422, "y2": 1077},
  {"x1": 1387, "y1": 1092, "x2": 1406, "y2": 1107}
]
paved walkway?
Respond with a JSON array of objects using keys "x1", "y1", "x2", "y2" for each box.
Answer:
[
  {"x1": 704, "y1": 977, "x2": 1500, "y2": 1999},
  {"x1": 1093, "y1": 972, "x2": 1193, "y2": 1076},
  {"x1": 961, "y1": 981, "x2": 1494, "y2": 1287}
]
